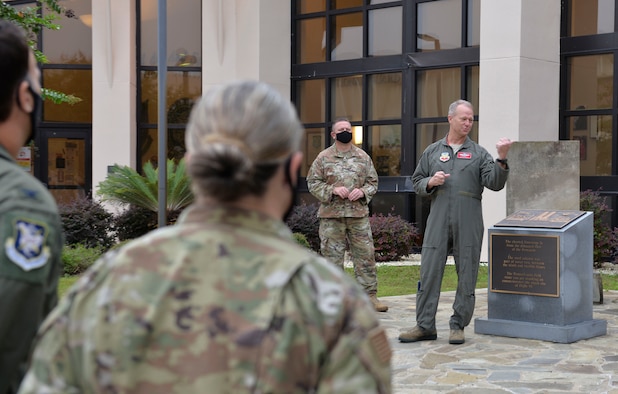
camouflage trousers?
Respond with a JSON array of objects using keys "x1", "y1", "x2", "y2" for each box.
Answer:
[{"x1": 319, "y1": 217, "x2": 378, "y2": 294}]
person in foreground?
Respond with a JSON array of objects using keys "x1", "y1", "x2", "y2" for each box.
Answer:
[
  {"x1": 0, "y1": 21, "x2": 63, "y2": 394},
  {"x1": 399, "y1": 99, "x2": 512, "y2": 345},
  {"x1": 307, "y1": 117, "x2": 388, "y2": 312},
  {"x1": 19, "y1": 81, "x2": 392, "y2": 393}
]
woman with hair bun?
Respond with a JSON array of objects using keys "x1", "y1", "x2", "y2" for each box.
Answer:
[{"x1": 19, "y1": 80, "x2": 392, "y2": 394}]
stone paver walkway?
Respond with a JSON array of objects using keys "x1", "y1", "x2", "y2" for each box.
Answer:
[{"x1": 378, "y1": 289, "x2": 618, "y2": 393}]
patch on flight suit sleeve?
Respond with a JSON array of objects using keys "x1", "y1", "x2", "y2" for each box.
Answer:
[
  {"x1": 5, "y1": 219, "x2": 50, "y2": 271},
  {"x1": 1, "y1": 215, "x2": 52, "y2": 284},
  {"x1": 368, "y1": 326, "x2": 392, "y2": 365}
]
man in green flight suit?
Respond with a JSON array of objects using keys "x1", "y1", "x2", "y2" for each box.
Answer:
[
  {"x1": 399, "y1": 99, "x2": 512, "y2": 345},
  {"x1": 0, "y1": 21, "x2": 63, "y2": 393}
]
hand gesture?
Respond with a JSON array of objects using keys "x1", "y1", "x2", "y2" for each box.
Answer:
[
  {"x1": 496, "y1": 137, "x2": 513, "y2": 159},
  {"x1": 428, "y1": 171, "x2": 450, "y2": 189}
]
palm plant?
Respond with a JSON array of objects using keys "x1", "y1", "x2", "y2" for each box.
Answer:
[{"x1": 97, "y1": 158, "x2": 194, "y2": 216}]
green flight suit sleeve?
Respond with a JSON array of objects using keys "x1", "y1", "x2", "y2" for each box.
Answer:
[
  {"x1": 412, "y1": 146, "x2": 436, "y2": 196},
  {"x1": 480, "y1": 151, "x2": 509, "y2": 191},
  {"x1": 0, "y1": 206, "x2": 63, "y2": 394}
]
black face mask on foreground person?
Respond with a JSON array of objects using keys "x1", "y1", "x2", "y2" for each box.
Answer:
[{"x1": 16, "y1": 79, "x2": 42, "y2": 143}]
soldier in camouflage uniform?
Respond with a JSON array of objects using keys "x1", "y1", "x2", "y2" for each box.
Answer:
[
  {"x1": 19, "y1": 81, "x2": 392, "y2": 393},
  {"x1": 0, "y1": 21, "x2": 63, "y2": 394},
  {"x1": 307, "y1": 118, "x2": 388, "y2": 313}
]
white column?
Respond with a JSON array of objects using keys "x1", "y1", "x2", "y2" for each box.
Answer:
[
  {"x1": 202, "y1": 0, "x2": 291, "y2": 99},
  {"x1": 91, "y1": 0, "x2": 136, "y2": 198},
  {"x1": 91, "y1": 0, "x2": 290, "y2": 198},
  {"x1": 478, "y1": 0, "x2": 561, "y2": 261}
]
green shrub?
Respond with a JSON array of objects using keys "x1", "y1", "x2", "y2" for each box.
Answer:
[
  {"x1": 113, "y1": 205, "x2": 183, "y2": 241},
  {"x1": 58, "y1": 196, "x2": 116, "y2": 250},
  {"x1": 293, "y1": 232, "x2": 311, "y2": 248},
  {"x1": 62, "y1": 244, "x2": 104, "y2": 275},
  {"x1": 370, "y1": 213, "x2": 419, "y2": 262},
  {"x1": 285, "y1": 202, "x2": 320, "y2": 252},
  {"x1": 114, "y1": 205, "x2": 157, "y2": 241},
  {"x1": 580, "y1": 189, "x2": 618, "y2": 268}
]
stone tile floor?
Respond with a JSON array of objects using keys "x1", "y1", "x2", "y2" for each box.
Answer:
[{"x1": 378, "y1": 289, "x2": 618, "y2": 393}]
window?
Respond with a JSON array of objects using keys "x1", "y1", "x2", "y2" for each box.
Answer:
[
  {"x1": 331, "y1": 75, "x2": 363, "y2": 121},
  {"x1": 9, "y1": 0, "x2": 95, "y2": 203},
  {"x1": 561, "y1": 0, "x2": 618, "y2": 228},
  {"x1": 296, "y1": 0, "x2": 326, "y2": 14},
  {"x1": 369, "y1": 73, "x2": 402, "y2": 120},
  {"x1": 568, "y1": 54, "x2": 613, "y2": 110},
  {"x1": 331, "y1": 13, "x2": 363, "y2": 61},
  {"x1": 417, "y1": 0, "x2": 461, "y2": 51},
  {"x1": 42, "y1": 0, "x2": 93, "y2": 123},
  {"x1": 417, "y1": 68, "x2": 461, "y2": 117},
  {"x1": 369, "y1": 6, "x2": 402, "y2": 56},
  {"x1": 294, "y1": 1, "x2": 403, "y2": 63},
  {"x1": 297, "y1": 18, "x2": 326, "y2": 63},
  {"x1": 43, "y1": 69, "x2": 92, "y2": 122},
  {"x1": 136, "y1": 0, "x2": 202, "y2": 171},
  {"x1": 569, "y1": 0, "x2": 615, "y2": 37},
  {"x1": 566, "y1": 54, "x2": 614, "y2": 176},
  {"x1": 292, "y1": 0, "x2": 480, "y2": 228}
]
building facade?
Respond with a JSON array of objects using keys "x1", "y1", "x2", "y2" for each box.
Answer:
[{"x1": 6, "y1": 0, "x2": 618, "y2": 257}]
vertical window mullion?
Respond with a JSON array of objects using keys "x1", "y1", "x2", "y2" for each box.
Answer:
[
  {"x1": 363, "y1": 8, "x2": 368, "y2": 58},
  {"x1": 461, "y1": 0, "x2": 468, "y2": 48},
  {"x1": 614, "y1": 50, "x2": 618, "y2": 175},
  {"x1": 325, "y1": 76, "x2": 333, "y2": 143}
]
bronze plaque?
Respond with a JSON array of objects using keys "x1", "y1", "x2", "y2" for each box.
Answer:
[
  {"x1": 490, "y1": 233, "x2": 559, "y2": 297},
  {"x1": 495, "y1": 209, "x2": 585, "y2": 229}
]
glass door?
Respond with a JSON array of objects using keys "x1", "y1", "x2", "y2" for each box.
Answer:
[{"x1": 40, "y1": 129, "x2": 91, "y2": 205}]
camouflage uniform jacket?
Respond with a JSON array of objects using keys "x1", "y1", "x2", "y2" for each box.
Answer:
[
  {"x1": 19, "y1": 204, "x2": 392, "y2": 393},
  {"x1": 0, "y1": 145, "x2": 63, "y2": 394},
  {"x1": 307, "y1": 144, "x2": 378, "y2": 218}
]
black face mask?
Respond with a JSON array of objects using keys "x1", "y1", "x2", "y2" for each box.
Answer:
[
  {"x1": 335, "y1": 130, "x2": 353, "y2": 144},
  {"x1": 16, "y1": 79, "x2": 42, "y2": 144},
  {"x1": 282, "y1": 156, "x2": 299, "y2": 222},
  {"x1": 26, "y1": 83, "x2": 42, "y2": 143}
]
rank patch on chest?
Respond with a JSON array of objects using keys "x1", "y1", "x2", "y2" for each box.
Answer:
[
  {"x1": 457, "y1": 152, "x2": 472, "y2": 159},
  {"x1": 439, "y1": 152, "x2": 450, "y2": 162},
  {"x1": 5, "y1": 219, "x2": 50, "y2": 271}
]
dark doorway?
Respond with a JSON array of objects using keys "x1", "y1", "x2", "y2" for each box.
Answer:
[{"x1": 38, "y1": 128, "x2": 92, "y2": 205}]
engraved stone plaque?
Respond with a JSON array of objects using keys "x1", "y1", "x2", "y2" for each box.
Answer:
[
  {"x1": 494, "y1": 209, "x2": 585, "y2": 229},
  {"x1": 490, "y1": 233, "x2": 559, "y2": 297}
]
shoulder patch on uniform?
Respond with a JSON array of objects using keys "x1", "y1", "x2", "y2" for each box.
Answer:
[
  {"x1": 20, "y1": 188, "x2": 39, "y2": 199},
  {"x1": 5, "y1": 219, "x2": 50, "y2": 271},
  {"x1": 368, "y1": 327, "x2": 392, "y2": 365}
]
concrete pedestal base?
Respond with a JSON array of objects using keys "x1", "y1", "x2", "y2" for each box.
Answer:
[
  {"x1": 475, "y1": 211, "x2": 606, "y2": 344},
  {"x1": 475, "y1": 317, "x2": 607, "y2": 344}
]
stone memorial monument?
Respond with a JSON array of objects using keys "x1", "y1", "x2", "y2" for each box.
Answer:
[
  {"x1": 475, "y1": 209, "x2": 607, "y2": 343},
  {"x1": 505, "y1": 141, "x2": 580, "y2": 215}
]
